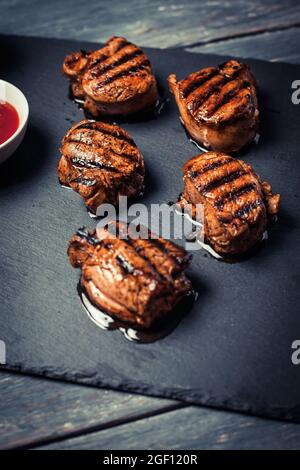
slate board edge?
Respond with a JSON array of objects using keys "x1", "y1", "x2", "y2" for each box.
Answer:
[{"x1": 2, "y1": 363, "x2": 298, "y2": 424}]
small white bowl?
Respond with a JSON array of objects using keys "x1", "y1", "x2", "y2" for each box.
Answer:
[{"x1": 0, "y1": 80, "x2": 29, "y2": 164}]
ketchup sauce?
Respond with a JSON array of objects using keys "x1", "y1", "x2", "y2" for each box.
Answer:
[{"x1": 0, "y1": 102, "x2": 19, "y2": 145}]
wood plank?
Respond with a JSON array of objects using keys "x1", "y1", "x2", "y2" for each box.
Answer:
[
  {"x1": 41, "y1": 406, "x2": 300, "y2": 450},
  {"x1": 0, "y1": 371, "x2": 177, "y2": 450},
  {"x1": 186, "y1": 27, "x2": 300, "y2": 64},
  {"x1": 1, "y1": 0, "x2": 300, "y2": 48}
]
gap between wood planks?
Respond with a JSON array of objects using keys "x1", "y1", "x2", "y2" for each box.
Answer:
[
  {"x1": 182, "y1": 22, "x2": 300, "y2": 49},
  {"x1": 12, "y1": 402, "x2": 189, "y2": 450}
]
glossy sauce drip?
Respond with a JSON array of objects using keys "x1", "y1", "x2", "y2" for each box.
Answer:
[
  {"x1": 198, "y1": 230, "x2": 269, "y2": 263},
  {"x1": 87, "y1": 210, "x2": 98, "y2": 219},
  {"x1": 189, "y1": 138, "x2": 209, "y2": 153},
  {"x1": 179, "y1": 118, "x2": 209, "y2": 153},
  {"x1": 78, "y1": 282, "x2": 196, "y2": 343},
  {"x1": 0, "y1": 101, "x2": 19, "y2": 145}
]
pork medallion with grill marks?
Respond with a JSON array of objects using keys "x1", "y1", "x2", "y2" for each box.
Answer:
[
  {"x1": 68, "y1": 222, "x2": 192, "y2": 329},
  {"x1": 57, "y1": 120, "x2": 145, "y2": 214},
  {"x1": 63, "y1": 36, "x2": 158, "y2": 117},
  {"x1": 168, "y1": 60, "x2": 259, "y2": 153},
  {"x1": 179, "y1": 152, "x2": 280, "y2": 256}
]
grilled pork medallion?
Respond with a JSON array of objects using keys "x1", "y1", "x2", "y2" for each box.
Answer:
[
  {"x1": 179, "y1": 152, "x2": 280, "y2": 256},
  {"x1": 63, "y1": 36, "x2": 158, "y2": 117},
  {"x1": 168, "y1": 60, "x2": 259, "y2": 153},
  {"x1": 57, "y1": 120, "x2": 145, "y2": 214},
  {"x1": 68, "y1": 222, "x2": 192, "y2": 329}
]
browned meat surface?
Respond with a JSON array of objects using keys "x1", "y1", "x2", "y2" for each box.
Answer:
[
  {"x1": 168, "y1": 60, "x2": 259, "y2": 153},
  {"x1": 179, "y1": 152, "x2": 280, "y2": 256},
  {"x1": 57, "y1": 120, "x2": 145, "y2": 214},
  {"x1": 63, "y1": 36, "x2": 158, "y2": 117},
  {"x1": 68, "y1": 222, "x2": 192, "y2": 329}
]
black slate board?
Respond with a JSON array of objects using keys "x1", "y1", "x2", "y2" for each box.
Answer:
[{"x1": 1, "y1": 34, "x2": 300, "y2": 422}]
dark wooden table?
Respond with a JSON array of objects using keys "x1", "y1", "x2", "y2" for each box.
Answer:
[{"x1": 1, "y1": 0, "x2": 300, "y2": 450}]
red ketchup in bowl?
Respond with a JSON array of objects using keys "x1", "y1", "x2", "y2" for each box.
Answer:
[{"x1": 0, "y1": 102, "x2": 19, "y2": 145}]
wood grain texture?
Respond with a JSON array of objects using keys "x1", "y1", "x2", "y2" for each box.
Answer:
[
  {"x1": 0, "y1": 371, "x2": 177, "y2": 450},
  {"x1": 187, "y1": 27, "x2": 300, "y2": 64},
  {"x1": 40, "y1": 406, "x2": 300, "y2": 450},
  {"x1": 1, "y1": 0, "x2": 300, "y2": 48}
]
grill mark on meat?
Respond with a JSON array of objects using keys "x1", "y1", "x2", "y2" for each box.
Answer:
[
  {"x1": 67, "y1": 137, "x2": 138, "y2": 164},
  {"x1": 188, "y1": 159, "x2": 229, "y2": 179},
  {"x1": 205, "y1": 80, "x2": 251, "y2": 118},
  {"x1": 234, "y1": 200, "x2": 262, "y2": 218},
  {"x1": 115, "y1": 254, "x2": 136, "y2": 274},
  {"x1": 214, "y1": 183, "x2": 257, "y2": 209},
  {"x1": 189, "y1": 76, "x2": 230, "y2": 114},
  {"x1": 75, "y1": 122, "x2": 135, "y2": 145},
  {"x1": 89, "y1": 55, "x2": 108, "y2": 69},
  {"x1": 224, "y1": 99, "x2": 255, "y2": 125},
  {"x1": 188, "y1": 68, "x2": 244, "y2": 115},
  {"x1": 134, "y1": 237, "x2": 190, "y2": 279},
  {"x1": 91, "y1": 49, "x2": 144, "y2": 77},
  {"x1": 199, "y1": 169, "x2": 246, "y2": 194},
  {"x1": 76, "y1": 228, "x2": 101, "y2": 246},
  {"x1": 146, "y1": 238, "x2": 172, "y2": 254},
  {"x1": 119, "y1": 237, "x2": 165, "y2": 283},
  {"x1": 182, "y1": 62, "x2": 244, "y2": 101},
  {"x1": 114, "y1": 151, "x2": 139, "y2": 162},
  {"x1": 218, "y1": 199, "x2": 263, "y2": 225},
  {"x1": 96, "y1": 59, "x2": 151, "y2": 88},
  {"x1": 71, "y1": 155, "x2": 120, "y2": 172},
  {"x1": 114, "y1": 38, "x2": 129, "y2": 52},
  {"x1": 98, "y1": 231, "x2": 166, "y2": 283},
  {"x1": 181, "y1": 70, "x2": 218, "y2": 99},
  {"x1": 72, "y1": 176, "x2": 97, "y2": 187},
  {"x1": 145, "y1": 238, "x2": 187, "y2": 270},
  {"x1": 100, "y1": 240, "x2": 114, "y2": 252}
]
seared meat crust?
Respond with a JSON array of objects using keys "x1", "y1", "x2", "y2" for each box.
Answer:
[
  {"x1": 179, "y1": 152, "x2": 280, "y2": 255},
  {"x1": 57, "y1": 120, "x2": 145, "y2": 214},
  {"x1": 68, "y1": 222, "x2": 192, "y2": 329},
  {"x1": 63, "y1": 36, "x2": 158, "y2": 117},
  {"x1": 168, "y1": 60, "x2": 259, "y2": 153}
]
